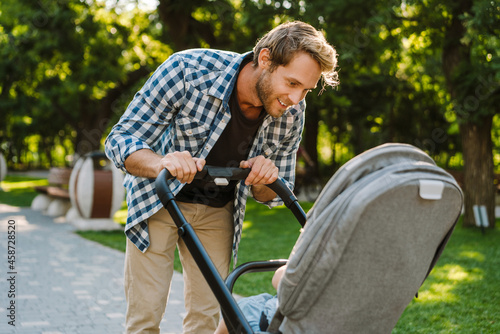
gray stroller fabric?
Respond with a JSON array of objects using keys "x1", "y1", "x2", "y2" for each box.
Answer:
[{"x1": 269, "y1": 143, "x2": 463, "y2": 334}]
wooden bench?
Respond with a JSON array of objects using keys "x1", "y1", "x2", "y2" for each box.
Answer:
[
  {"x1": 34, "y1": 167, "x2": 71, "y2": 198},
  {"x1": 32, "y1": 167, "x2": 72, "y2": 216}
]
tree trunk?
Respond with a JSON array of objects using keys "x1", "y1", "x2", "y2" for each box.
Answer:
[
  {"x1": 460, "y1": 115, "x2": 496, "y2": 228},
  {"x1": 157, "y1": 0, "x2": 217, "y2": 50},
  {"x1": 440, "y1": 0, "x2": 496, "y2": 228},
  {"x1": 73, "y1": 66, "x2": 150, "y2": 159},
  {"x1": 304, "y1": 106, "x2": 320, "y2": 177},
  {"x1": 74, "y1": 120, "x2": 106, "y2": 157}
]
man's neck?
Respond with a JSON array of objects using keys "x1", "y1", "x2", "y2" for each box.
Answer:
[{"x1": 236, "y1": 62, "x2": 263, "y2": 121}]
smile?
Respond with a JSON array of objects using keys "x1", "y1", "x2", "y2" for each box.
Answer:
[{"x1": 278, "y1": 98, "x2": 289, "y2": 107}]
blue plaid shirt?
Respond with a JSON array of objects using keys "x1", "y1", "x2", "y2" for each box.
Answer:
[{"x1": 105, "y1": 49, "x2": 305, "y2": 264}]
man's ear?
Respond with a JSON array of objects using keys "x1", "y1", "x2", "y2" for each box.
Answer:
[{"x1": 258, "y1": 48, "x2": 272, "y2": 70}]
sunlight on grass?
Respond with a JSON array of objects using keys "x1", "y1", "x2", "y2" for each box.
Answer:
[
  {"x1": 433, "y1": 264, "x2": 483, "y2": 282},
  {"x1": 394, "y1": 227, "x2": 500, "y2": 333},
  {"x1": 0, "y1": 176, "x2": 47, "y2": 207},
  {"x1": 418, "y1": 283, "x2": 457, "y2": 302},
  {"x1": 419, "y1": 264, "x2": 482, "y2": 302},
  {"x1": 242, "y1": 220, "x2": 253, "y2": 230},
  {"x1": 3, "y1": 180, "x2": 47, "y2": 190},
  {"x1": 459, "y1": 250, "x2": 485, "y2": 262},
  {"x1": 1, "y1": 178, "x2": 47, "y2": 190}
]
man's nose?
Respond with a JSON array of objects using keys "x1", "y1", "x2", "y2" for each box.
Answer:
[{"x1": 289, "y1": 89, "x2": 306, "y2": 105}]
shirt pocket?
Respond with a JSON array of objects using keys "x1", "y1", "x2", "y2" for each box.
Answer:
[{"x1": 174, "y1": 116, "x2": 211, "y2": 151}]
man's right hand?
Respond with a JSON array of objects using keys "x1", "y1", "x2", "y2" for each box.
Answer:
[
  {"x1": 124, "y1": 149, "x2": 205, "y2": 183},
  {"x1": 160, "y1": 151, "x2": 205, "y2": 184}
]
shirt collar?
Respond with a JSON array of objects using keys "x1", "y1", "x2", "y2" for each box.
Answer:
[{"x1": 208, "y1": 51, "x2": 253, "y2": 105}]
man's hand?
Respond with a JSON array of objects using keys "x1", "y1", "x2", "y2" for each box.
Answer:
[
  {"x1": 240, "y1": 156, "x2": 278, "y2": 202},
  {"x1": 124, "y1": 149, "x2": 205, "y2": 183},
  {"x1": 161, "y1": 151, "x2": 205, "y2": 184}
]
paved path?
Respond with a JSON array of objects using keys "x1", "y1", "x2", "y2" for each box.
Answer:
[{"x1": 0, "y1": 204, "x2": 185, "y2": 334}]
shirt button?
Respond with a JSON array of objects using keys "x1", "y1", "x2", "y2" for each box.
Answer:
[{"x1": 187, "y1": 130, "x2": 193, "y2": 135}]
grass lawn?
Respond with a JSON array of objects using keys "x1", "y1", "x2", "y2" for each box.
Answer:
[
  {"x1": 1, "y1": 174, "x2": 499, "y2": 332},
  {"x1": 0, "y1": 175, "x2": 48, "y2": 206},
  {"x1": 393, "y1": 226, "x2": 500, "y2": 333}
]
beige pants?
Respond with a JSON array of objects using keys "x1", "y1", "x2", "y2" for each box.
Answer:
[{"x1": 124, "y1": 201, "x2": 234, "y2": 334}]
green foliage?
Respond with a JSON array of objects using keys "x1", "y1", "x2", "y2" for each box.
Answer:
[
  {"x1": 402, "y1": 0, "x2": 500, "y2": 123},
  {"x1": 494, "y1": 114, "x2": 500, "y2": 171},
  {"x1": 1, "y1": 0, "x2": 499, "y2": 176},
  {"x1": 0, "y1": 0, "x2": 170, "y2": 168},
  {"x1": 234, "y1": 0, "x2": 463, "y2": 168}
]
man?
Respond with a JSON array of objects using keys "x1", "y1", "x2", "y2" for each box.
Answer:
[{"x1": 105, "y1": 21, "x2": 339, "y2": 334}]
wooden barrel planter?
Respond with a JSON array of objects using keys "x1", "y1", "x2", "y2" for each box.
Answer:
[{"x1": 68, "y1": 152, "x2": 124, "y2": 225}]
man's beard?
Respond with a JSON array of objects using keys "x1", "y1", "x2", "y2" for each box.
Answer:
[{"x1": 255, "y1": 70, "x2": 289, "y2": 118}]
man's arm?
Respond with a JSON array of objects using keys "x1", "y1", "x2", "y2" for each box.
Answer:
[
  {"x1": 125, "y1": 149, "x2": 205, "y2": 184},
  {"x1": 247, "y1": 103, "x2": 306, "y2": 205},
  {"x1": 251, "y1": 184, "x2": 277, "y2": 203},
  {"x1": 124, "y1": 149, "x2": 164, "y2": 179},
  {"x1": 105, "y1": 53, "x2": 186, "y2": 173}
]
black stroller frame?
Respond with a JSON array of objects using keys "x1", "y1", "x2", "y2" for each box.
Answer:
[{"x1": 155, "y1": 166, "x2": 306, "y2": 334}]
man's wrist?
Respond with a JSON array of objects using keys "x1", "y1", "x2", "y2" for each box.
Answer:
[
  {"x1": 124, "y1": 149, "x2": 164, "y2": 179},
  {"x1": 251, "y1": 184, "x2": 277, "y2": 202}
]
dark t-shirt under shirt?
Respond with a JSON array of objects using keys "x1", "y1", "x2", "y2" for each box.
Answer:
[{"x1": 176, "y1": 57, "x2": 265, "y2": 207}]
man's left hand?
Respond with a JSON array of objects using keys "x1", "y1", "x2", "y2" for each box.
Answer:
[
  {"x1": 240, "y1": 156, "x2": 278, "y2": 202},
  {"x1": 240, "y1": 156, "x2": 279, "y2": 186}
]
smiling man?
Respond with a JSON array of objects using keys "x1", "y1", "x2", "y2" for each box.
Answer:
[{"x1": 105, "y1": 21, "x2": 339, "y2": 334}]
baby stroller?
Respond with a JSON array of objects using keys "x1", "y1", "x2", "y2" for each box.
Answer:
[{"x1": 155, "y1": 143, "x2": 463, "y2": 334}]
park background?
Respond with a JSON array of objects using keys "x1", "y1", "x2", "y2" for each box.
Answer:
[
  {"x1": 0, "y1": 0, "x2": 499, "y2": 332},
  {"x1": 1, "y1": 0, "x2": 499, "y2": 228}
]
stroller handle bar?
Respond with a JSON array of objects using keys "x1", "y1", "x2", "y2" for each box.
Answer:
[
  {"x1": 154, "y1": 166, "x2": 307, "y2": 334},
  {"x1": 155, "y1": 166, "x2": 307, "y2": 226}
]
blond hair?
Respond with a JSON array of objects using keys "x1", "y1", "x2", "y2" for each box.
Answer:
[{"x1": 253, "y1": 21, "x2": 339, "y2": 91}]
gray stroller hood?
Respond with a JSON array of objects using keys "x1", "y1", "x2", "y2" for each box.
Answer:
[{"x1": 269, "y1": 143, "x2": 463, "y2": 334}]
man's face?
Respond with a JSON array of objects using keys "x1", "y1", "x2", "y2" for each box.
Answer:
[{"x1": 256, "y1": 51, "x2": 322, "y2": 118}]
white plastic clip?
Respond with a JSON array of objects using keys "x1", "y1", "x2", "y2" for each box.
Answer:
[
  {"x1": 214, "y1": 178, "x2": 229, "y2": 186},
  {"x1": 419, "y1": 180, "x2": 444, "y2": 200}
]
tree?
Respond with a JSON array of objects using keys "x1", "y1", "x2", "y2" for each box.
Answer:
[
  {"x1": 156, "y1": 0, "x2": 238, "y2": 50},
  {"x1": 0, "y1": 0, "x2": 170, "y2": 166},
  {"x1": 401, "y1": 0, "x2": 500, "y2": 228},
  {"x1": 270, "y1": 0, "x2": 497, "y2": 229},
  {"x1": 286, "y1": 0, "x2": 459, "y2": 173}
]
